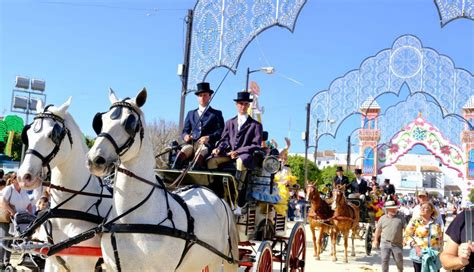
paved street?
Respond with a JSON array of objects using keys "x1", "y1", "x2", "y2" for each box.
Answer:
[{"x1": 9, "y1": 220, "x2": 451, "y2": 271}]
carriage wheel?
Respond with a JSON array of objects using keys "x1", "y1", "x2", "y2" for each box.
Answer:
[
  {"x1": 284, "y1": 222, "x2": 305, "y2": 272},
  {"x1": 322, "y1": 233, "x2": 329, "y2": 252},
  {"x1": 365, "y1": 225, "x2": 373, "y2": 256},
  {"x1": 252, "y1": 241, "x2": 273, "y2": 272}
]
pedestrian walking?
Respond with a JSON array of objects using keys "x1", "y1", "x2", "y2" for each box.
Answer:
[
  {"x1": 404, "y1": 202, "x2": 443, "y2": 272},
  {"x1": 373, "y1": 199, "x2": 406, "y2": 272}
]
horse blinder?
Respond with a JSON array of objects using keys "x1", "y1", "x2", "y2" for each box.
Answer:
[
  {"x1": 49, "y1": 124, "x2": 66, "y2": 145},
  {"x1": 92, "y1": 112, "x2": 103, "y2": 135},
  {"x1": 21, "y1": 124, "x2": 31, "y2": 146}
]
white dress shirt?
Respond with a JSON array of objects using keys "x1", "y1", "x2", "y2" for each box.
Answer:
[{"x1": 237, "y1": 114, "x2": 248, "y2": 131}]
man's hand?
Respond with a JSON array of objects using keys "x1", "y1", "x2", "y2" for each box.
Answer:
[
  {"x1": 184, "y1": 134, "x2": 193, "y2": 142},
  {"x1": 227, "y1": 151, "x2": 238, "y2": 159},
  {"x1": 198, "y1": 136, "x2": 209, "y2": 144},
  {"x1": 458, "y1": 241, "x2": 473, "y2": 266},
  {"x1": 372, "y1": 241, "x2": 380, "y2": 250},
  {"x1": 211, "y1": 148, "x2": 220, "y2": 156}
]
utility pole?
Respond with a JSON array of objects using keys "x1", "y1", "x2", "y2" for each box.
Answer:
[
  {"x1": 304, "y1": 103, "x2": 310, "y2": 189},
  {"x1": 178, "y1": 9, "x2": 193, "y2": 131},
  {"x1": 346, "y1": 135, "x2": 351, "y2": 173}
]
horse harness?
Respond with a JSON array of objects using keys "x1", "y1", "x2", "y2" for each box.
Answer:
[
  {"x1": 92, "y1": 100, "x2": 144, "y2": 156},
  {"x1": 21, "y1": 105, "x2": 73, "y2": 179},
  {"x1": 46, "y1": 167, "x2": 237, "y2": 271}
]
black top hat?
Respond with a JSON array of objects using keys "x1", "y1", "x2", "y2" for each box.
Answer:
[
  {"x1": 354, "y1": 169, "x2": 362, "y2": 175},
  {"x1": 233, "y1": 91, "x2": 253, "y2": 102},
  {"x1": 195, "y1": 82, "x2": 214, "y2": 95},
  {"x1": 336, "y1": 166, "x2": 344, "y2": 172},
  {"x1": 384, "y1": 178, "x2": 390, "y2": 183},
  {"x1": 371, "y1": 176, "x2": 377, "y2": 180}
]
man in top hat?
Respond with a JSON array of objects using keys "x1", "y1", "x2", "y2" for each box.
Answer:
[
  {"x1": 208, "y1": 91, "x2": 263, "y2": 209},
  {"x1": 349, "y1": 168, "x2": 369, "y2": 200},
  {"x1": 332, "y1": 166, "x2": 350, "y2": 196},
  {"x1": 373, "y1": 199, "x2": 406, "y2": 272},
  {"x1": 172, "y1": 82, "x2": 225, "y2": 170},
  {"x1": 383, "y1": 178, "x2": 396, "y2": 196}
]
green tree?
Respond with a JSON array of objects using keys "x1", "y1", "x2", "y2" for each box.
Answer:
[
  {"x1": 11, "y1": 133, "x2": 23, "y2": 161},
  {"x1": 286, "y1": 155, "x2": 320, "y2": 188},
  {"x1": 469, "y1": 189, "x2": 474, "y2": 203},
  {"x1": 84, "y1": 135, "x2": 95, "y2": 149}
]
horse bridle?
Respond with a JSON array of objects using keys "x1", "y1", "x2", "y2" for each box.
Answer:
[
  {"x1": 21, "y1": 105, "x2": 73, "y2": 178},
  {"x1": 92, "y1": 100, "x2": 144, "y2": 157}
]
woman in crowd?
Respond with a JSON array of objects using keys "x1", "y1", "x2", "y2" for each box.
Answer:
[
  {"x1": 1, "y1": 172, "x2": 33, "y2": 238},
  {"x1": 0, "y1": 173, "x2": 11, "y2": 269},
  {"x1": 404, "y1": 202, "x2": 444, "y2": 272},
  {"x1": 440, "y1": 207, "x2": 473, "y2": 271}
]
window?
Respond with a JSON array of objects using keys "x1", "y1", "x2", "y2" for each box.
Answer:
[
  {"x1": 469, "y1": 149, "x2": 474, "y2": 178},
  {"x1": 363, "y1": 147, "x2": 374, "y2": 175}
]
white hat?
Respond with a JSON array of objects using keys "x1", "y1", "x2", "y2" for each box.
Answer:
[
  {"x1": 384, "y1": 200, "x2": 400, "y2": 209},
  {"x1": 298, "y1": 191, "x2": 305, "y2": 198}
]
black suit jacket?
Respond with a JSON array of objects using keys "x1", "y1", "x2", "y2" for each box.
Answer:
[
  {"x1": 350, "y1": 178, "x2": 368, "y2": 195},
  {"x1": 181, "y1": 106, "x2": 224, "y2": 148}
]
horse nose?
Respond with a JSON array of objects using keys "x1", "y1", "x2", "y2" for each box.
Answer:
[{"x1": 93, "y1": 156, "x2": 106, "y2": 166}]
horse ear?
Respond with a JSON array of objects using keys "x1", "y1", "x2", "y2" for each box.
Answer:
[
  {"x1": 135, "y1": 88, "x2": 147, "y2": 108},
  {"x1": 36, "y1": 99, "x2": 44, "y2": 112},
  {"x1": 109, "y1": 88, "x2": 119, "y2": 104},
  {"x1": 57, "y1": 97, "x2": 72, "y2": 113}
]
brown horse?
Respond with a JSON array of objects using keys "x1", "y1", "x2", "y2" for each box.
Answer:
[
  {"x1": 306, "y1": 184, "x2": 336, "y2": 260},
  {"x1": 331, "y1": 184, "x2": 360, "y2": 262}
]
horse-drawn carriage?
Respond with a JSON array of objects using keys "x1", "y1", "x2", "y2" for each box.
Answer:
[
  {"x1": 307, "y1": 184, "x2": 378, "y2": 262},
  {"x1": 3, "y1": 90, "x2": 305, "y2": 272},
  {"x1": 158, "y1": 144, "x2": 306, "y2": 271}
]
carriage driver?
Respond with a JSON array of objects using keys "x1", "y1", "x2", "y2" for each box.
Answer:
[
  {"x1": 208, "y1": 91, "x2": 263, "y2": 211},
  {"x1": 332, "y1": 166, "x2": 351, "y2": 196},
  {"x1": 172, "y1": 82, "x2": 225, "y2": 170},
  {"x1": 348, "y1": 168, "x2": 369, "y2": 200}
]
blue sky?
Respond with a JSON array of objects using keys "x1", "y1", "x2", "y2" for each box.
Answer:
[{"x1": 1, "y1": 0, "x2": 473, "y2": 154}]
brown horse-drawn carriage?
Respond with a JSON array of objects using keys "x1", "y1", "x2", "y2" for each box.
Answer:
[{"x1": 307, "y1": 184, "x2": 376, "y2": 262}]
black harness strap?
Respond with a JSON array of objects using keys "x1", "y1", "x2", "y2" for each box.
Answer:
[
  {"x1": 169, "y1": 192, "x2": 194, "y2": 269},
  {"x1": 110, "y1": 232, "x2": 121, "y2": 272},
  {"x1": 102, "y1": 224, "x2": 237, "y2": 264}
]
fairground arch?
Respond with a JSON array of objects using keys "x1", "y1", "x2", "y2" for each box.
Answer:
[{"x1": 309, "y1": 34, "x2": 473, "y2": 199}]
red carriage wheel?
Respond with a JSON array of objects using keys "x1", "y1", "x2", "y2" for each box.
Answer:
[
  {"x1": 284, "y1": 222, "x2": 306, "y2": 272},
  {"x1": 253, "y1": 241, "x2": 273, "y2": 272}
]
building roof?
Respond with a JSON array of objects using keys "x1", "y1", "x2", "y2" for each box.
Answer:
[
  {"x1": 395, "y1": 165, "x2": 416, "y2": 171},
  {"x1": 316, "y1": 150, "x2": 335, "y2": 158},
  {"x1": 360, "y1": 96, "x2": 380, "y2": 109},
  {"x1": 444, "y1": 185, "x2": 461, "y2": 192},
  {"x1": 421, "y1": 166, "x2": 442, "y2": 173},
  {"x1": 463, "y1": 95, "x2": 474, "y2": 109}
]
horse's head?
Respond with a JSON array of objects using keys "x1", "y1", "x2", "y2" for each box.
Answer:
[
  {"x1": 17, "y1": 98, "x2": 73, "y2": 189},
  {"x1": 306, "y1": 184, "x2": 320, "y2": 203},
  {"x1": 331, "y1": 184, "x2": 346, "y2": 210},
  {"x1": 87, "y1": 88, "x2": 147, "y2": 177}
]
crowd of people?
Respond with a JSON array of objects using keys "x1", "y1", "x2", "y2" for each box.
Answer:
[
  {"x1": 0, "y1": 169, "x2": 50, "y2": 270},
  {"x1": 288, "y1": 166, "x2": 473, "y2": 272}
]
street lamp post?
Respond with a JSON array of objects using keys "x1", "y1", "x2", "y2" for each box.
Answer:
[
  {"x1": 245, "y1": 66, "x2": 274, "y2": 91},
  {"x1": 11, "y1": 76, "x2": 46, "y2": 161}
]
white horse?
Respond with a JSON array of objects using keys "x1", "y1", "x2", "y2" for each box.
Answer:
[
  {"x1": 17, "y1": 98, "x2": 113, "y2": 271},
  {"x1": 86, "y1": 89, "x2": 239, "y2": 272}
]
